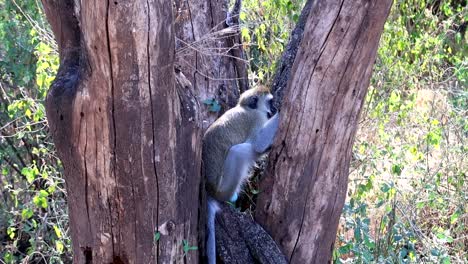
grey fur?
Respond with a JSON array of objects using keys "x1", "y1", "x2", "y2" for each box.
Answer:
[
  {"x1": 250, "y1": 113, "x2": 279, "y2": 153},
  {"x1": 207, "y1": 198, "x2": 219, "y2": 264},
  {"x1": 203, "y1": 87, "x2": 279, "y2": 264},
  {"x1": 203, "y1": 88, "x2": 273, "y2": 201}
]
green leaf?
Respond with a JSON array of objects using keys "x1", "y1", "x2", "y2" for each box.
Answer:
[
  {"x1": 241, "y1": 27, "x2": 250, "y2": 39},
  {"x1": 436, "y1": 232, "x2": 454, "y2": 243},
  {"x1": 21, "y1": 167, "x2": 36, "y2": 184},
  {"x1": 39, "y1": 189, "x2": 49, "y2": 197},
  {"x1": 239, "y1": 12, "x2": 246, "y2": 20},
  {"x1": 442, "y1": 256, "x2": 451, "y2": 264},
  {"x1": 182, "y1": 240, "x2": 198, "y2": 255},
  {"x1": 21, "y1": 208, "x2": 34, "y2": 220},
  {"x1": 202, "y1": 98, "x2": 221, "y2": 112},
  {"x1": 391, "y1": 164, "x2": 403, "y2": 175},
  {"x1": 450, "y1": 211, "x2": 460, "y2": 224},
  {"x1": 292, "y1": 14, "x2": 299, "y2": 22},
  {"x1": 202, "y1": 98, "x2": 214, "y2": 105},
  {"x1": 338, "y1": 244, "x2": 352, "y2": 254},
  {"x1": 154, "y1": 231, "x2": 161, "y2": 242},
  {"x1": 47, "y1": 185, "x2": 56, "y2": 193},
  {"x1": 209, "y1": 103, "x2": 221, "y2": 113},
  {"x1": 416, "y1": 201, "x2": 425, "y2": 209},
  {"x1": 380, "y1": 183, "x2": 390, "y2": 193},
  {"x1": 354, "y1": 226, "x2": 361, "y2": 241},
  {"x1": 430, "y1": 248, "x2": 440, "y2": 256},
  {"x1": 7, "y1": 227, "x2": 16, "y2": 239},
  {"x1": 3, "y1": 252, "x2": 13, "y2": 263},
  {"x1": 25, "y1": 108, "x2": 32, "y2": 118},
  {"x1": 56, "y1": 241, "x2": 64, "y2": 253},
  {"x1": 53, "y1": 225, "x2": 62, "y2": 238},
  {"x1": 33, "y1": 195, "x2": 48, "y2": 208},
  {"x1": 251, "y1": 189, "x2": 260, "y2": 194}
]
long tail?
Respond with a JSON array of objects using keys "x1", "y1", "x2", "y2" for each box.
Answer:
[{"x1": 207, "y1": 197, "x2": 220, "y2": 264}]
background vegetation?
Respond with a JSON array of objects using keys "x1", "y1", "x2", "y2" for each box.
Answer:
[{"x1": 0, "y1": 0, "x2": 466, "y2": 263}]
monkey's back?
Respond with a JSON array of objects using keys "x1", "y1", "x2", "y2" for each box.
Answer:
[{"x1": 202, "y1": 107, "x2": 263, "y2": 200}]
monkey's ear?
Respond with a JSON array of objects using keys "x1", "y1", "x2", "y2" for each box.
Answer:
[{"x1": 247, "y1": 96, "x2": 258, "y2": 109}]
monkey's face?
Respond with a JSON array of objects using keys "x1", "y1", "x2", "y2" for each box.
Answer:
[
  {"x1": 239, "y1": 90, "x2": 274, "y2": 119},
  {"x1": 259, "y1": 93, "x2": 274, "y2": 118}
]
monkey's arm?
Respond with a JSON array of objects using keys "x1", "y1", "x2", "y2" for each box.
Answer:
[
  {"x1": 251, "y1": 113, "x2": 280, "y2": 153},
  {"x1": 217, "y1": 143, "x2": 256, "y2": 201}
]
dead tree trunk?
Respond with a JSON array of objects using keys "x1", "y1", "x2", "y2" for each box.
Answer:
[
  {"x1": 43, "y1": 0, "x2": 392, "y2": 262},
  {"x1": 42, "y1": 0, "x2": 201, "y2": 263},
  {"x1": 256, "y1": 0, "x2": 393, "y2": 263},
  {"x1": 174, "y1": 0, "x2": 249, "y2": 127}
]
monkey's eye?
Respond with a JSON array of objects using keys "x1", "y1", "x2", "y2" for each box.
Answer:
[{"x1": 248, "y1": 96, "x2": 258, "y2": 109}]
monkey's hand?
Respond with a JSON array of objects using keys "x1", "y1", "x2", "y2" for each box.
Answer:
[
  {"x1": 251, "y1": 113, "x2": 280, "y2": 154},
  {"x1": 229, "y1": 192, "x2": 239, "y2": 202}
]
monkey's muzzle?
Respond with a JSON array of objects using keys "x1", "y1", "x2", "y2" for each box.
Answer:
[{"x1": 267, "y1": 111, "x2": 273, "y2": 119}]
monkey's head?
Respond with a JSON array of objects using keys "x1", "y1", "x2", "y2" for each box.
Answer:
[{"x1": 238, "y1": 86, "x2": 274, "y2": 118}]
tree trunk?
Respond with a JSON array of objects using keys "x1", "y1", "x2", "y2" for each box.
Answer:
[
  {"x1": 255, "y1": 0, "x2": 393, "y2": 263},
  {"x1": 174, "y1": 0, "x2": 248, "y2": 127},
  {"x1": 42, "y1": 0, "x2": 201, "y2": 263},
  {"x1": 270, "y1": 0, "x2": 314, "y2": 111},
  {"x1": 43, "y1": 0, "x2": 392, "y2": 262}
]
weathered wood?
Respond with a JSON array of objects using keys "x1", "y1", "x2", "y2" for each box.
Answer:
[
  {"x1": 42, "y1": 0, "x2": 202, "y2": 263},
  {"x1": 174, "y1": 0, "x2": 248, "y2": 128},
  {"x1": 215, "y1": 203, "x2": 288, "y2": 264},
  {"x1": 271, "y1": 0, "x2": 314, "y2": 111},
  {"x1": 43, "y1": 0, "x2": 393, "y2": 262},
  {"x1": 256, "y1": 0, "x2": 393, "y2": 263}
]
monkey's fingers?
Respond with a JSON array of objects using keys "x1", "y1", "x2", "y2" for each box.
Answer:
[{"x1": 251, "y1": 113, "x2": 279, "y2": 153}]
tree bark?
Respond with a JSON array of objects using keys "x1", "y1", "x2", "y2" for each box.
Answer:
[
  {"x1": 174, "y1": 0, "x2": 249, "y2": 128},
  {"x1": 215, "y1": 203, "x2": 287, "y2": 264},
  {"x1": 42, "y1": 0, "x2": 201, "y2": 263},
  {"x1": 256, "y1": 0, "x2": 393, "y2": 263},
  {"x1": 42, "y1": 0, "x2": 393, "y2": 262},
  {"x1": 271, "y1": 0, "x2": 314, "y2": 111}
]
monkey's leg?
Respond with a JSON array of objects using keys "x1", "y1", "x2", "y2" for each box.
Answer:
[
  {"x1": 218, "y1": 143, "x2": 256, "y2": 201},
  {"x1": 251, "y1": 113, "x2": 280, "y2": 153}
]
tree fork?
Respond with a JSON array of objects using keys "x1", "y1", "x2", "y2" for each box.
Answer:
[{"x1": 42, "y1": 0, "x2": 393, "y2": 263}]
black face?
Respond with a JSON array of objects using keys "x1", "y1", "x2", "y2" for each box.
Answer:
[
  {"x1": 267, "y1": 98, "x2": 275, "y2": 118},
  {"x1": 247, "y1": 96, "x2": 258, "y2": 109}
]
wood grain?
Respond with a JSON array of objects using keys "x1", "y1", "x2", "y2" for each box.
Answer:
[
  {"x1": 43, "y1": 0, "x2": 202, "y2": 262},
  {"x1": 256, "y1": 0, "x2": 393, "y2": 263}
]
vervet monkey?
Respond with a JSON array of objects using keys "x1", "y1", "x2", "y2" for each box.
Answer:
[{"x1": 203, "y1": 86, "x2": 280, "y2": 264}]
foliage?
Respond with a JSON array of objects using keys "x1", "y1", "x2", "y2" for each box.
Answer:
[
  {"x1": 182, "y1": 240, "x2": 198, "y2": 257},
  {"x1": 0, "y1": 0, "x2": 70, "y2": 263},
  {"x1": 202, "y1": 98, "x2": 222, "y2": 113},
  {"x1": 333, "y1": 1, "x2": 467, "y2": 263},
  {"x1": 240, "y1": 0, "x2": 305, "y2": 82},
  {"x1": 0, "y1": 0, "x2": 466, "y2": 263},
  {"x1": 239, "y1": 0, "x2": 466, "y2": 263}
]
